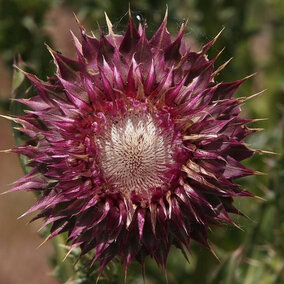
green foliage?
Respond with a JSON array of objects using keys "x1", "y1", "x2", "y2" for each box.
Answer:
[
  {"x1": 10, "y1": 59, "x2": 34, "y2": 173},
  {"x1": 0, "y1": 0, "x2": 53, "y2": 73}
]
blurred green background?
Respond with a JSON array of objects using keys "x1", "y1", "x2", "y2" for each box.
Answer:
[{"x1": 0, "y1": 0, "x2": 284, "y2": 283}]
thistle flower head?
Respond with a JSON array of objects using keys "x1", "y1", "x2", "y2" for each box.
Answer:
[{"x1": 8, "y1": 10, "x2": 258, "y2": 275}]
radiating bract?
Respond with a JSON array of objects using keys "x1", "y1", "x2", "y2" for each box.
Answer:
[{"x1": 7, "y1": 10, "x2": 258, "y2": 275}]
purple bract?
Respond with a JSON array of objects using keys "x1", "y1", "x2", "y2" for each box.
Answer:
[{"x1": 7, "y1": 10, "x2": 259, "y2": 275}]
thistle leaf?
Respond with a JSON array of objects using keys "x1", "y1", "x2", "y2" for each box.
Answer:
[{"x1": 10, "y1": 61, "x2": 35, "y2": 174}]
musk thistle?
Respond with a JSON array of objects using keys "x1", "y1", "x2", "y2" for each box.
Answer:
[{"x1": 5, "y1": 10, "x2": 260, "y2": 276}]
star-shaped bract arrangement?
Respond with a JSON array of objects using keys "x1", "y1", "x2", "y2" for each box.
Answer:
[{"x1": 5, "y1": 9, "x2": 262, "y2": 279}]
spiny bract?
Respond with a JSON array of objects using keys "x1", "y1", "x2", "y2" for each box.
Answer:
[{"x1": 7, "y1": 10, "x2": 259, "y2": 275}]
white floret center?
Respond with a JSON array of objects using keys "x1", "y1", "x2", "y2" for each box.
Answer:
[{"x1": 97, "y1": 112, "x2": 173, "y2": 194}]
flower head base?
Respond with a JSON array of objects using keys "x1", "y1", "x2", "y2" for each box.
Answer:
[{"x1": 7, "y1": 9, "x2": 259, "y2": 276}]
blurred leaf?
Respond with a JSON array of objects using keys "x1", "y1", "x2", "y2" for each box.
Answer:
[
  {"x1": 11, "y1": 61, "x2": 25, "y2": 93},
  {"x1": 10, "y1": 60, "x2": 34, "y2": 173}
]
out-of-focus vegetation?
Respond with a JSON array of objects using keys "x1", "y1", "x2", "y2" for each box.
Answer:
[{"x1": 1, "y1": 0, "x2": 284, "y2": 283}]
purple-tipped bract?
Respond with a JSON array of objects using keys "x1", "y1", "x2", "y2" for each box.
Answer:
[{"x1": 8, "y1": 10, "x2": 258, "y2": 275}]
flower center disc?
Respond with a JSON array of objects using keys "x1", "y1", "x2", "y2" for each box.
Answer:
[{"x1": 97, "y1": 112, "x2": 174, "y2": 195}]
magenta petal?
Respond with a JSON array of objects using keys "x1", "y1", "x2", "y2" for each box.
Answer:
[{"x1": 8, "y1": 10, "x2": 259, "y2": 276}]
